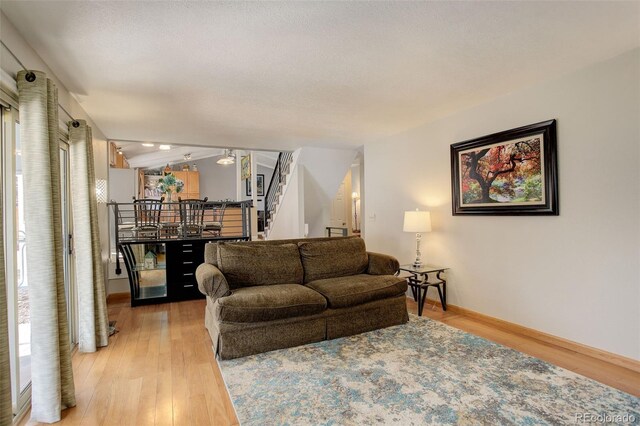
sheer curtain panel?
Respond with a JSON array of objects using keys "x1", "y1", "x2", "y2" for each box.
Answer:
[
  {"x1": 69, "y1": 120, "x2": 109, "y2": 352},
  {"x1": 17, "y1": 70, "x2": 75, "y2": 423}
]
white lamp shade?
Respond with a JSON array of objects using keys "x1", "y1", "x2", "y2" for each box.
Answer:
[{"x1": 403, "y1": 210, "x2": 432, "y2": 233}]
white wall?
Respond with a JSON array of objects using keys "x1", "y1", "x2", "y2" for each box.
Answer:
[
  {"x1": 107, "y1": 168, "x2": 137, "y2": 262},
  {"x1": 365, "y1": 48, "x2": 640, "y2": 359},
  {"x1": 108, "y1": 168, "x2": 137, "y2": 203},
  {"x1": 300, "y1": 147, "x2": 358, "y2": 237},
  {"x1": 267, "y1": 159, "x2": 305, "y2": 239},
  {"x1": 170, "y1": 156, "x2": 237, "y2": 201}
]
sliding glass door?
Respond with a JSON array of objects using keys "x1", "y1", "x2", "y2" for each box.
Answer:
[
  {"x1": 2, "y1": 104, "x2": 31, "y2": 415},
  {"x1": 59, "y1": 141, "x2": 77, "y2": 347}
]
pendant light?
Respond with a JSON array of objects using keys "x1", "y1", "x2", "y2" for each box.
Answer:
[{"x1": 217, "y1": 149, "x2": 236, "y2": 165}]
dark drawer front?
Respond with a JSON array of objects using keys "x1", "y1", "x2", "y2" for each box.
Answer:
[
  {"x1": 171, "y1": 280, "x2": 204, "y2": 300},
  {"x1": 172, "y1": 241, "x2": 205, "y2": 260},
  {"x1": 166, "y1": 241, "x2": 205, "y2": 272},
  {"x1": 166, "y1": 241, "x2": 206, "y2": 301}
]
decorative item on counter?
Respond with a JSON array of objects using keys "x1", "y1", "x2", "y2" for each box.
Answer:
[
  {"x1": 182, "y1": 164, "x2": 190, "y2": 171},
  {"x1": 192, "y1": 163, "x2": 198, "y2": 171},
  {"x1": 157, "y1": 173, "x2": 185, "y2": 201},
  {"x1": 143, "y1": 174, "x2": 164, "y2": 199},
  {"x1": 144, "y1": 251, "x2": 157, "y2": 269}
]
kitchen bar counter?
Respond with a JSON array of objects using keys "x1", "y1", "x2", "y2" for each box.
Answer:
[{"x1": 109, "y1": 200, "x2": 252, "y2": 306}]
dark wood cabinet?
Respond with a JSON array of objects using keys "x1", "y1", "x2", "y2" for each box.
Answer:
[
  {"x1": 121, "y1": 238, "x2": 238, "y2": 307},
  {"x1": 165, "y1": 240, "x2": 206, "y2": 301},
  {"x1": 111, "y1": 200, "x2": 252, "y2": 307}
]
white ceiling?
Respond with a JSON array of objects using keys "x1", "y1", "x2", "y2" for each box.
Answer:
[
  {"x1": 114, "y1": 140, "x2": 280, "y2": 169},
  {"x1": 2, "y1": 2, "x2": 639, "y2": 151},
  {"x1": 113, "y1": 141, "x2": 224, "y2": 169}
]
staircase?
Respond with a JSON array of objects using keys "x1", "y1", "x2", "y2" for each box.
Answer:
[{"x1": 263, "y1": 151, "x2": 294, "y2": 239}]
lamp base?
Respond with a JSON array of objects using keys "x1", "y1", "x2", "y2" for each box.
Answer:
[{"x1": 413, "y1": 233, "x2": 423, "y2": 269}]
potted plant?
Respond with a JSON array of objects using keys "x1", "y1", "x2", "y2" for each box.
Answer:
[{"x1": 158, "y1": 173, "x2": 184, "y2": 201}]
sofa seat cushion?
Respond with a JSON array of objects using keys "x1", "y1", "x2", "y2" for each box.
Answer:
[
  {"x1": 306, "y1": 274, "x2": 407, "y2": 309},
  {"x1": 216, "y1": 284, "x2": 327, "y2": 323}
]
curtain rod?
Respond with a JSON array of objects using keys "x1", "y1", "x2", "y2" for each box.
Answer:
[{"x1": 0, "y1": 40, "x2": 80, "y2": 127}]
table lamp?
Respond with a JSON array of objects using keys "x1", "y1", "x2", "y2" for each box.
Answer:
[{"x1": 403, "y1": 209, "x2": 432, "y2": 268}]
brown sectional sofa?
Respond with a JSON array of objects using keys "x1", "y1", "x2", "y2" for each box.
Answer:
[{"x1": 196, "y1": 236, "x2": 409, "y2": 359}]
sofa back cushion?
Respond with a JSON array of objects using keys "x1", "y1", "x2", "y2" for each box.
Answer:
[
  {"x1": 217, "y1": 242, "x2": 304, "y2": 288},
  {"x1": 298, "y1": 238, "x2": 369, "y2": 283},
  {"x1": 204, "y1": 243, "x2": 219, "y2": 266},
  {"x1": 204, "y1": 236, "x2": 356, "y2": 267}
]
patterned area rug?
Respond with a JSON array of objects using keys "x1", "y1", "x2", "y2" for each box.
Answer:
[{"x1": 218, "y1": 315, "x2": 639, "y2": 425}]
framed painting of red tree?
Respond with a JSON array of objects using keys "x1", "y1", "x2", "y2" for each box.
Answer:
[{"x1": 450, "y1": 119, "x2": 558, "y2": 215}]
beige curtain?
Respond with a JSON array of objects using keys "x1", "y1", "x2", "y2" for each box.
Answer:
[
  {"x1": 0, "y1": 152, "x2": 11, "y2": 426},
  {"x1": 69, "y1": 120, "x2": 109, "y2": 352},
  {"x1": 17, "y1": 70, "x2": 75, "y2": 423}
]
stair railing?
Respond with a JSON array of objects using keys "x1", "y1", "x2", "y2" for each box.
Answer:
[{"x1": 264, "y1": 151, "x2": 293, "y2": 229}]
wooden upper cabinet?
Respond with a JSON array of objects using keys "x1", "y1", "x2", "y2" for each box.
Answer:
[
  {"x1": 172, "y1": 170, "x2": 187, "y2": 184},
  {"x1": 169, "y1": 170, "x2": 200, "y2": 199},
  {"x1": 189, "y1": 171, "x2": 200, "y2": 194},
  {"x1": 110, "y1": 141, "x2": 129, "y2": 168},
  {"x1": 115, "y1": 153, "x2": 128, "y2": 168},
  {"x1": 109, "y1": 142, "x2": 117, "y2": 167}
]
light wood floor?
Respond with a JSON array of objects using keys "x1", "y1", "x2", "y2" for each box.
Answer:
[{"x1": 20, "y1": 296, "x2": 640, "y2": 425}]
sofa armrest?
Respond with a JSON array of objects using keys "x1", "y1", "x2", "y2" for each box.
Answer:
[
  {"x1": 196, "y1": 263, "x2": 230, "y2": 300},
  {"x1": 367, "y1": 252, "x2": 400, "y2": 275}
]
